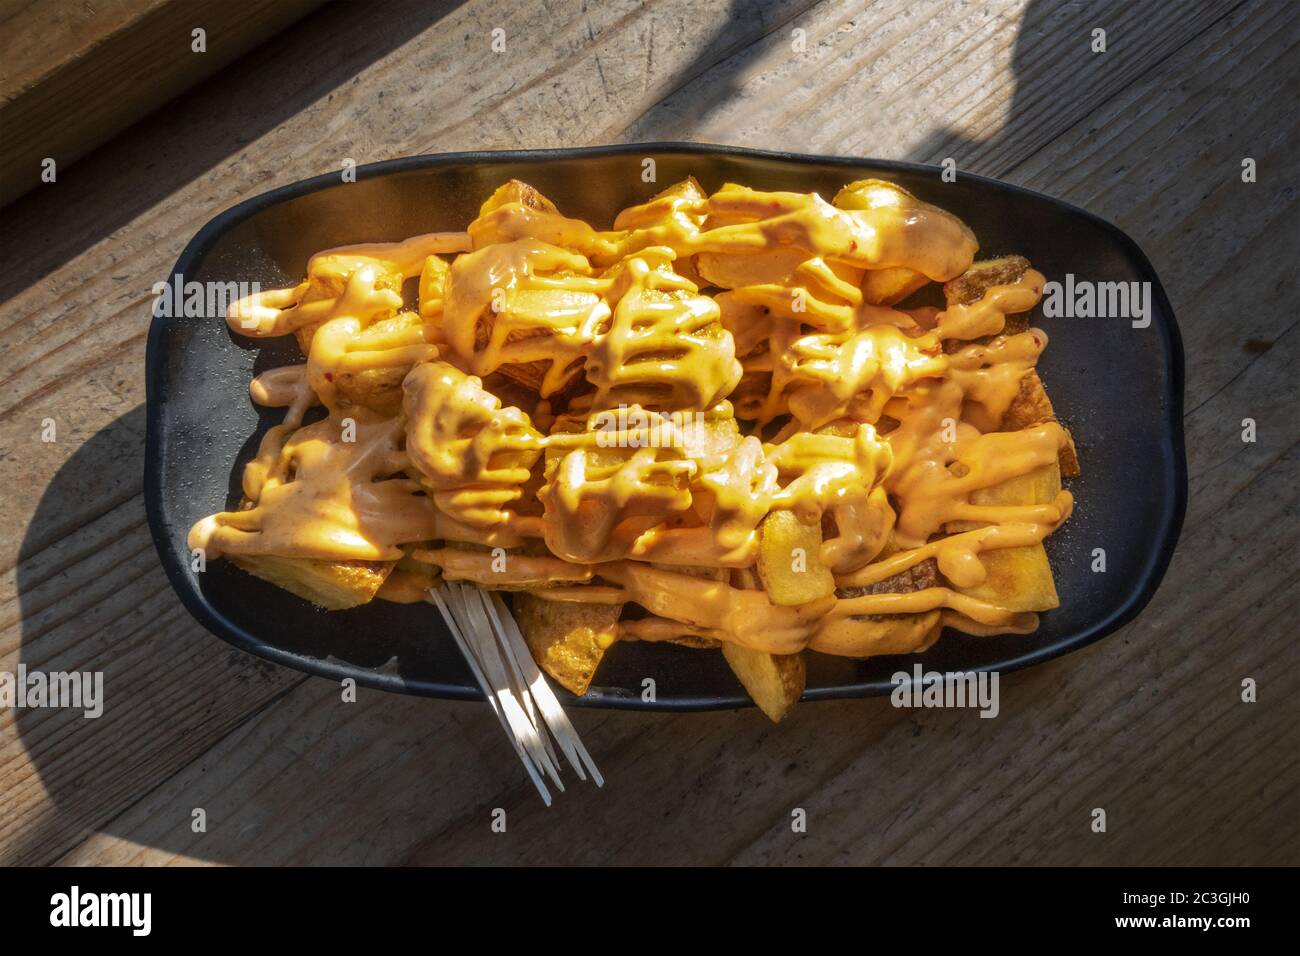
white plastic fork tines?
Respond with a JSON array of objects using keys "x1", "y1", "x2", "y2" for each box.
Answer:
[{"x1": 429, "y1": 582, "x2": 603, "y2": 805}]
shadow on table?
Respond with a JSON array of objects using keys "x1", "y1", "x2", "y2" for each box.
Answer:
[
  {"x1": 11, "y1": 406, "x2": 215, "y2": 863},
  {"x1": 14, "y1": 0, "x2": 1134, "y2": 864},
  {"x1": 0, "y1": 0, "x2": 471, "y2": 309},
  {"x1": 14, "y1": 404, "x2": 488, "y2": 864},
  {"x1": 650, "y1": 0, "x2": 1092, "y2": 176}
]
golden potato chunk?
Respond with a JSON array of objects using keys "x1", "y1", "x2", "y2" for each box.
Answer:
[
  {"x1": 1002, "y1": 370, "x2": 1080, "y2": 476},
  {"x1": 860, "y1": 266, "x2": 928, "y2": 306},
  {"x1": 478, "y1": 179, "x2": 560, "y2": 216},
  {"x1": 960, "y1": 546, "x2": 1059, "y2": 613},
  {"x1": 951, "y1": 460, "x2": 1062, "y2": 613},
  {"x1": 721, "y1": 643, "x2": 805, "y2": 722},
  {"x1": 757, "y1": 510, "x2": 836, "y2": 606},
  {"x1": 331, "y1": 312, "x2": 428, "y2": 415},
  {"x1": 230, "y1": 555, "x2": 393, "y2": 610},
  {"x1": 418, "y1": 254, "x2": 449, "y2": 319},
  {"x1": 944, "y1": 256, "x2": 1035, "y2": 337},
  {"x1": 953, "y1": 460, "x2": 1062, "y2": 519},
  {"x1": 695, "y1": 247, "x2": 808, "y2": 289},
  {"x1": 944, "y1": 255, "x2": 1031, "y2": 307},
  {"x1": 292, "y1": 269, "x2": 403, "y2": 354},
  {"x1": 513, "y1": 593, "x2": 621, "y2": 696}
]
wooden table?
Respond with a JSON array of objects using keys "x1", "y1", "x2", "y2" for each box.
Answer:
[{"x1": 2, "y1": 0, "x2": 1296, "y2": 866}]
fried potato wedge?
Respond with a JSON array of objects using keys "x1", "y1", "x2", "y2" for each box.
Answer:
[
  {"x1": 334, "y1": 366, "x2": 408, "y2": 415},
  {"x1": 513, "y1": 593, "x2": 620, "y2": 696},
  {"x1": 418, "y1": 253, "x2": 449, "y2": 319},
  {"x1": 696, "y1": 247, "x2": 808, "y2": 290},
  {"x1": 860, "y1": 266, "x2": 928, "y2": 306},
  {"x1": 944, "y1": 255, "x2": 1031, "y2": 306},
  {"x1": 808, "y1": 610, "x2": 942, "y2": 658},
  {"x1": 952, "y1": 459, "x2": 1062, "y2": 520},
  {"x1": 721, "y1": 643, "x2": 805, "y2": 722},
  {"x1": 832, "y1": 179, "x2": 977, "y2": 282},
  {"x1": 832, "y1": 178, "x2": 926, "y2": 218},
  {"x1": 816, "y1": 559, "x2": 942, "y2": 657},
  {"x1": 330, "y1": 311, "x2": 430, "y2": 415},
  {"x1": 757, "y1": 510, "x2": 836, "y2": 606},
  {"x1": 959, "y1": 545, "x2": 1059, "y2": 613},
  {"x1": 950, "y1": 460, "x2": 1061, "y2": 613},
  {"x1": 1002, "y1": 370, "x2": 1080, "y2": 476},
  {"x1": 944, "y1": 255, "x2": 1034, "y2": 337},
  {"x1": 611, "y1": 179, "x2": 708, "y2": 282},
  {"x1": 615, "y1": 177, "x2": 707, "y2": 228},
  {"x1": 293, "y1": 269, "x2": 403, "y2": 354},
  {"x1": 478, "y1": 178, "x2": 560, "y2": 216},
  {"x1": 231, "y1": 554, "x2": 393, "y2": 610},
  {"x1": 375, "y1": 554, "x2": 440, "y2": 604}
]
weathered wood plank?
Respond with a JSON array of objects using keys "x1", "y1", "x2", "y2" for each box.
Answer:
[
  {"x1": 0, "y1": 0, "x2": 327, "y2": 208},
  {"x1": 0, "y1": 488, "x2": 304, "y2": 865}
]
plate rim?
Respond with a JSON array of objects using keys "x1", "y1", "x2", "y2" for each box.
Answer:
[{"x1": 144, "y1": 141, "x2": 1188, "y2": 711}]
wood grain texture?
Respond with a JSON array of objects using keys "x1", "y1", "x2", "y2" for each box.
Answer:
[
  {"x1": 0, "y1": 0, "x2": 327, "y2": 208},
  {"x1": 1, "y1": 0, "x2": 1297, "y2": 866}
]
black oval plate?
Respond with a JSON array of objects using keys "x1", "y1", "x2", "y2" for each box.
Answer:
[{"x1": 144, "y1": 143, "x2": 1186, "y2": 710}]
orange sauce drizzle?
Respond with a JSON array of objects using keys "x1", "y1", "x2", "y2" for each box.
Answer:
[{"x1": 189, "y1": 177, "x2": 1073, "y2": 657}]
